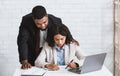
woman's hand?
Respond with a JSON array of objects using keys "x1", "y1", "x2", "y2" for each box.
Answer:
[
  {"x1": 45, "y1": 64, "x2": 59, "y2": 71},
  {"x1": 68, "y1": 62, "x2": 78, "y2": 69}
]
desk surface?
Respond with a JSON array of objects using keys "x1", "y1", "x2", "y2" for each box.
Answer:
[{"x1": 13, "y1": 65, "x2": 113, "y2": 76}]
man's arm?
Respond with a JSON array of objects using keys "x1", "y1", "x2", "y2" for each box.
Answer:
[{"x1": 17, "y1": 17, "x2": 32, "y2": 69}]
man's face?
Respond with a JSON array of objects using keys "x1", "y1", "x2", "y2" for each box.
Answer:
[
  {"x1": 54, "y1": 34, "x2": 66, "y2": 49},
  {"x1": 34, "y1": 15, "x2": 48, "y2": 30}
]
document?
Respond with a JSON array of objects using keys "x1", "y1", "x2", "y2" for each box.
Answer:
[{"x1": 21, "y1": 67, "x2": 46, "y2": 76}]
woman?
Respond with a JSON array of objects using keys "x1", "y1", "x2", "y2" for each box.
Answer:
[{"x1": 35, "y1": 24, "x2": 85, "y2": 70}]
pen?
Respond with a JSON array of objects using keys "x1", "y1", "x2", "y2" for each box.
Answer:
[
  {"x1": 65, "y1": 59, "x2": 73, "y2": 69},
  {"x1": 41, "y1": 71, "x2": 46, "y2": 76}
]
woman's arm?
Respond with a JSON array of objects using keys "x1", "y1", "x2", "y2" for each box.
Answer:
[{"x1": 69, "y1": 44, "x2": 85, "y2": 67}]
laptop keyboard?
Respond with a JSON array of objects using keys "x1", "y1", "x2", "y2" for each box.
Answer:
[{"x1": 68, "y1": 67, "x2": 82, "y2": 74}]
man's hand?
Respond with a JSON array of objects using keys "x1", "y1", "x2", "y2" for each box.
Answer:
[
  {"x1": 21, "y1": 60, "x2": 32, "y2": 69},
  {"x1": 45, "y1": 64, "x2": 59, "y2": 71},
  {"x1": 71, "y1": 39, "x2": 79, "y2": 46}
]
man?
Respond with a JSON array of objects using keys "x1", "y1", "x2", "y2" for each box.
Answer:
[{"x1": 17, "y1": 5, "x2": 79, "y2": 69}]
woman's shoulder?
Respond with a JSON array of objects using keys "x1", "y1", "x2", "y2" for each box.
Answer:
[
  {"x1": 69, "y1": 43, "x2": 77, "y2": 47},
  {"x1": 68, "y1": 43, "x2": 81, "y2": 50},
  {"x1": 64, "y1": 43, "x2": 77, "y2": 49}
]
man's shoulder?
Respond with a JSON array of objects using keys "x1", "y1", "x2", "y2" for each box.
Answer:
[
  {"x1": 22, "y1": 13, "x2": 33, "y2": 22},
  {"x1": 20, "y1": 13, "x2": 36, "y2": 29},
  {"x1": 23, "y1": 13, "x2": 32, "y2": 18}
]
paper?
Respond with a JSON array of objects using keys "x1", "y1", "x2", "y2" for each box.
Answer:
[{"x1": 21, "y1": 67, "x2": 46, "y2": 75}]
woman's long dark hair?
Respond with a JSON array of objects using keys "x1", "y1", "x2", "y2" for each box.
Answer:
[{"x1": 46, "y1": 24, "x2": 71, "y2": 47}]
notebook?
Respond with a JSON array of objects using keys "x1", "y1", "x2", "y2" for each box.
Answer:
[{"x1": 68, "y1": 53, "x2": 107, "y2": 74}]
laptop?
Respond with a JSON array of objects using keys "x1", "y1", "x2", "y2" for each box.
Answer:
[{"x1": 68, "y1": 53, "x2": 107, "y2": 74}]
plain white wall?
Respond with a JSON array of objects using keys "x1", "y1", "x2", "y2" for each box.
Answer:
[{"x1": 0, "y1": 0, "x2": 113, "y2": 76}]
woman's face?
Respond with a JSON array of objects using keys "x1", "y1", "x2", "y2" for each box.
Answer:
[{"x1": 54, "y1": 34, "x2": 66, "y2": 48}]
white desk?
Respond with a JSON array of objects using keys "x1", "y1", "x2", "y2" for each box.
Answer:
[{"x1": 13, "y1": 66, "x2": 113, "y2": 76}]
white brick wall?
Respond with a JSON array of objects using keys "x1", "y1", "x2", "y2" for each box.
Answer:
[{"x1": 0, "y1": 0, "x2": 113, "y2": 76}]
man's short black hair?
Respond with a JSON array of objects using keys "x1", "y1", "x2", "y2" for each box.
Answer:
[{"x1": 32, "y1": 5, "x2": 47, "y2": 19}]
